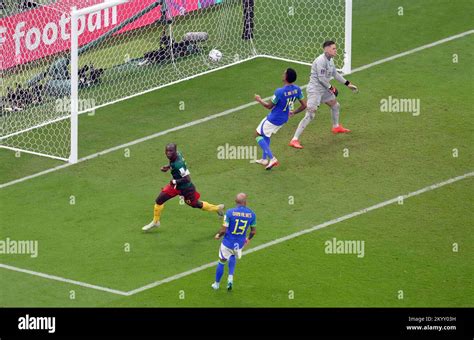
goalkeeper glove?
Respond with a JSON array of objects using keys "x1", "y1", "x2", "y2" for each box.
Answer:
[
  {"x1": 345, "y1": 80, "x2": 359, "y2": 93},
  {"x1": 329, "y1": 86, "x2": 338, "y2": 97},
  {"x1": 348, "y1": 84, "x2": 359, "y2": 93}
]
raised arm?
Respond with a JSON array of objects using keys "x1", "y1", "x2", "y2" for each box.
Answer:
[{"x1": 254, "y1": 94, "x2": 275, "y2": 110}]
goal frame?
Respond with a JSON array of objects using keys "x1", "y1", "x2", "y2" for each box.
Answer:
[
  {"x1": 2, "y1": 0, "x2": 352, "y2": 164},
  {"x1": 70, "y1": 0, "x2": 129, "y2": 163}
]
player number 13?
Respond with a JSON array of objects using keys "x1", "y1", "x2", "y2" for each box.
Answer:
[{"x1": 231, "y1": 219, "x2": 248, "y2": 235}]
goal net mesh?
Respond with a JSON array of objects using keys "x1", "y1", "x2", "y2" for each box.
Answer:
[{"x1": 0, "y1": 0, "x2": 348, "y2": 161}]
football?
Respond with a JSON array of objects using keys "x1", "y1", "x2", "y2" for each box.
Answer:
[{"x1": 208, "y1": 49, "x2": 223, "y2": 63}]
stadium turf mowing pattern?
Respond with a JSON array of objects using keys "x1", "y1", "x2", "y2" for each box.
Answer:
[{"x1": 0, "y1": 0, "x2": 473, "y2": 307}]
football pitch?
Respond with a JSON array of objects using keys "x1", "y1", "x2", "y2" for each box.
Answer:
[{"x1": 0, "y1": 0, "x2": 473, "y2": 307}]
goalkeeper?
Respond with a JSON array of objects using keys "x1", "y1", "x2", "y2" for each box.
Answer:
[{"x1": 289, "y1": 41, "x2": 359, "y2": 149}]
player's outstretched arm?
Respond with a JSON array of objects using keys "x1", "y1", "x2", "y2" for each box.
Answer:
[
  {"x1": 254, "y1": 94, "x2": 275, "y2": 110},
  {"x1": 335, "y1": 71, "x2": 358, "y2": 93},
  {"x1": 345, "y1": 80, "x2": 359, "y2": 93},
  {"x1": 161, "y1": 165, "x2": 171, "y2": 172},
  {"x1": 334, "y1": 71, "x2": 348, "y2": 85}
]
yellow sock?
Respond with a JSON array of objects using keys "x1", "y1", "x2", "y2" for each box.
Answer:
[
  {"x1": 201, "y1": 201, "x2": 219, "y2": 212},
  {"x1": 153, "y1": 203, "x2": 164, "y2": 223}
]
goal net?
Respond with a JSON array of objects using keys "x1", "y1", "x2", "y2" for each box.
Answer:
[{"x1": 0, "y1": 0, "x2": 351, "y2": 163}]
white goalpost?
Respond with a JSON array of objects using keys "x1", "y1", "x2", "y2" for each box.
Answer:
[
  {"x1": 0, "y1": 0, "x2": 352, "y2": 163},
  {"x1": 343, "y1": 0, "x2": 352, "y2": 75},
  {"x1": 70, "y1": 0, "x2": 129, "y2": 163}
]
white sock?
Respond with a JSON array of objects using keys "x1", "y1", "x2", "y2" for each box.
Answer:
[
  {"x1": 228, "y1": 275, "x2": 233, "y2": 282},
  {"x1": 331, "y1": 103, "x2": 340, "y2": 128},
  {"x1": 293, "y1": 110, "x2": 316, "y2": 140}
]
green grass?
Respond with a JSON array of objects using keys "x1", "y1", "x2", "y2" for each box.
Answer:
[
  {"x1": 1, "y1": 178, "x2": 471, "y2": 307},
  {"x1": 352, "y1": 0, "x2": 474, "y2": 66},
  {"x1": 108, "y1": 179, "x2": 473, "y2": 307},
  {"x1": 0, "y1": 0, "x2": 473, "y2": 307}
]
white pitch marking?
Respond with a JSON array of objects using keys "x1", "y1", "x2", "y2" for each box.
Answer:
[
  {"x1": 1, "y1": 30, "x2": 473, "y2": 189},
  {"x1": 1, "y1": 172, "x2": 471, "y2": 296},
  {"x1": 125, "y1": 172, "x2": 473, "y2": 295},
  {"x1": 0, "y1": 263, "x2": 129, "y2": 296}
]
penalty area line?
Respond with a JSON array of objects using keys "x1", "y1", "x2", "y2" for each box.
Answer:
[
  {"x1": 0, "y1": 172, "x2": 472, "y2": 296},
  {"x1": 1, "y1": 29, "x2": 473, "y2": 189},
  {"x1": 0, "y1": 263, "x2": 129, "y2": 296},
  {"x1": 350, "y1": 30, "x2": 474, "y2": 74},
  {"x1": 126, "y1": 171, "x2": 473, "y2": 295}
]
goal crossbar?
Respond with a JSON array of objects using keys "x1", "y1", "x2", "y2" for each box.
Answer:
[{"x1": 1, "y1": 0, "x2": 352, "y2": 163}]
